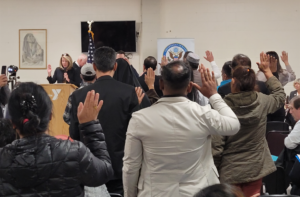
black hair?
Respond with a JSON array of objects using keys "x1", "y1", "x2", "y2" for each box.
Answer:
[
  {"x1": 291, "y1": 96, "x2": 300, "y2": 110},
  {"x1": 222, "y1": 61, "x2": 232, "y2": 78},
  {"x1": 194, "y1": 184, "x2": 245, "y2": 197},
  {"x1": 188, "y1": 62, "x2": 199, "y2": 70},
  {"x1": 144, "y1": 56, "x2": 157, "y2": 70},
  {"x1": 266, "y1": 51, "x2": 283, "y2": 73},
  {"x1": 93, "y1": 46, "x2": 116, "y2": 72},
  {"x1": 232, "y1": 67, "x2": 256, "y2": 92},
  {"x1": 161, "y1": 60, "x2": 191, "y2": 90},
  {"x1": 82, "y1": 75, "x2": 96, "y2": 82},
  {"x1": 183, "y1": 51, "x2": 192, "y2": 60},
  {"x1": 0, "y1": 119, "x2": 16, "y2": 147},
  {"x1": 232, "y1": 54, "x2": 251, "y2": 69},
  {"x1": 8, "y1": 82, "x2": 52, "y2": 136}
]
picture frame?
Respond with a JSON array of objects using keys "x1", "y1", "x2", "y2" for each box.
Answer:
[{"x1": 19, "y1": 29, "x2": 47, "y2": 69}]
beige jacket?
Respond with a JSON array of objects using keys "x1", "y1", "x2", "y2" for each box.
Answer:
[{"x1": 123, "y1": 94, "x2": 240, "y2": 197}]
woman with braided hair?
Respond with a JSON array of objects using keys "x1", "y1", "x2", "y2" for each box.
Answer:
[{"x1": 0, "y1": 82, "x2": 113, "y2": 197}]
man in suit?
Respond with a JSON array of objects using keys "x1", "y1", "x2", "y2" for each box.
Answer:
[
  {"x1": 123, "y1": 61, "x2": 241, "y2": 197},
  {"x1": 218, "y1": 54, "x2": 268, "y2": 97},
  {"x1": 138, "y1": 56, "x2": 163, "y2": 97},
  {"x1": 72, "y1": 54, "x2": 87, "y2": 71},
  {"x1": 69, "y1": 47, "x2": 140, "y2": 195},
  {"x1": 0, "y1": 74, "x2": 9, "y2": 118}
]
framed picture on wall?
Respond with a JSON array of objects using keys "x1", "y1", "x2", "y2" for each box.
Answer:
[{"x1": 19, "y1": 29, "x2": 47, "y2": 69}]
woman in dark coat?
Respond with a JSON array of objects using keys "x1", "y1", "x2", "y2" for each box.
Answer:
[
  {"x1": 114, "y1": 58, "x2": 151, "y2": 108},
  {"x1": 0, "y1": 82, "x2": 113, "y2": 196},
  {"x1": 47, "y1": 53, "x2": 81, "y2": 87}
]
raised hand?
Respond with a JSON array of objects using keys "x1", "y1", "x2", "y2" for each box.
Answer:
[
  {"x1": 270, "y1": 56, "x2": 278, "y2": 73},
  {"x1": 145, "y1": 68, "x2": 155, "y2": 90},
  {"x1": 123, "y1": 57, "x2": 131, "y2": 65},
  {"x1": 203, "y1": 50, "x2": 214, "y2": 62},
  {"x1": 257, "y1": 52, "x2": 271, "y2": 73},
  {"x1": 135, "y1": 87, "x2": 145, "y2": 105},
  {"x1": 192, "y1": 64, "x2": 217, "y2": 98},
  {"x1": 0, "y1": 74, "x2": 8, "y2": 87},
  {"x1": 159, "y1": 56, "x2": 168, "y2": 67},
  {"x1": 47, "y1": 64, "x2": 52, "y2": 76},
  {"x1": 256, "y1": 52, "x2": 273, "y2": 79},
  {"x1": 280, "y1": 51, "x2": 289, "y2": 65},
  {"x1": 77, "y1": 90, "x2": 103, "y2": 124}
]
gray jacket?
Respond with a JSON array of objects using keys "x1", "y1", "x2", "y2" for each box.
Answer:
[{"x1": 256, "y1": 65, "x2": 296, "y2": 86}]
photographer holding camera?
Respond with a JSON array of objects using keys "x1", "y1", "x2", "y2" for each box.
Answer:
[{"x1": 0, "y1": 74, "x2": 9, "y2": 118}]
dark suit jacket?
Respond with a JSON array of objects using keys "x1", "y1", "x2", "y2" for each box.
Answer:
[
  {"x1": 69, "y1": 75, "x2": 139, "y2": 180},
  {"x1": 290, "y1": 90, "x2": 298, "y2": 100},
  {"x1": 138, "y1": 72, "x2": 163, "y2": 97},
  {"x1": 218, "y1": 80, "x2": 269, "y2": 98},
  {"x1": 47, "y1": 67, "x2": 81, "y2": 87},
  {"x1": 72, "y1": 61, "x2": 80, "y2": 71}
]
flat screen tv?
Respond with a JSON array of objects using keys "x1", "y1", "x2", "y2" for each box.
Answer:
[{"x1": 81, "y1": 21, "x2": 136, "y2": 52}]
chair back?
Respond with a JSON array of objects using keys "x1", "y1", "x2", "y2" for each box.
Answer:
[
  {"x1": 267, "y1": 121, "x2": 290, "y2": 135},
  {"x1": 266, "y1": 131, "x2": 289, "y2": 156}
]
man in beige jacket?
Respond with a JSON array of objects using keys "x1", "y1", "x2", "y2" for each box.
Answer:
[{"x1": 123, "y1": 61, "x2": 240, "y2": 197}]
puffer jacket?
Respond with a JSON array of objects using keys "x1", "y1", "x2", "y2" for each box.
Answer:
[
  {"x1": 214, "y1": 76, "x2": 286, "y2": 184},
  {"x1": 0, "y1": 120, "x2": 114, "y2": 197}
]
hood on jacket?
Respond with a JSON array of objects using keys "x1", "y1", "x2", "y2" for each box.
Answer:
[
  {"x1": 0, "y1": 134, "x2": 68, "y2": 188},
  {"x1": 224, "y1": 91, "x2": 260, "y2": 125}
]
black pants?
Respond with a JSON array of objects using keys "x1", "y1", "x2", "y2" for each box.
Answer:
[{"x1": 106, "y1": 179, "x2": 124, "y2": 196}]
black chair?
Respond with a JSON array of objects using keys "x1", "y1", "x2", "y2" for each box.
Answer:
[
  {"x1": 267, "y1": 121, "x2": 290, "y2": 135},
  {"x1": 266, "y1": 131, "x2": 289, "y2": 156},
  {"x1": 263, "y1": 167, "x2": 288, "y2": 194}
]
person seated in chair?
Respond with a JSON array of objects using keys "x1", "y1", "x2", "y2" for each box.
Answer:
[{"x1": 285, "y1": 96, "x2": 300, "y2": 149}]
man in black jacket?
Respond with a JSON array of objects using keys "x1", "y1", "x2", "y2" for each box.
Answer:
[
  {"x1": 218, "y1": 54, "x2": 268, "y2": 97},
  {"x1": 69, "y1": 46, "x2": 139, "y2": 195},
  {"x1": 138, "y1": 56, "x2": 163, "y2": 97}
]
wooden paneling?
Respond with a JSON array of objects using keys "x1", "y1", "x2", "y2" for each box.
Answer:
[{"x1": 41, "y1": 84, "x2": 77, "y2": 136}]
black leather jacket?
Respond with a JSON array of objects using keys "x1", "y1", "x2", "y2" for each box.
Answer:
[{"x1": 0, "y1": 120, "x2": 113, "y2": 197}]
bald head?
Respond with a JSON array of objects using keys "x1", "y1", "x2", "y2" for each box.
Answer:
[
  {"x1": 77, "y1": 54, "x2": 88, "y2": 67},
  {"x1": 161, "y1": 61, "x2": 191, "y2": 91}
]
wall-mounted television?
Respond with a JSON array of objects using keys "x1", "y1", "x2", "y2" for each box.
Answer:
[{"x1": 81, "y1": 21, "x2": 136, "y2": 52}]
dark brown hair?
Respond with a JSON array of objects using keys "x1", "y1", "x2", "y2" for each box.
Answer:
[
  {"x1": 194, "y1": 184, "x2": 245, "y2": 197},
  {"x1": 232, "y1": 54, "x2": 251, "y2": 69},
  {"x1": 291, "y1": 96, "x2": 300, "y2": 110},
  {"x1": 232, "y1": 67, "x2": 256, "y2": 92},
  {"x1": 266, "y1": 51, "x2": 283, "y2": 73}
]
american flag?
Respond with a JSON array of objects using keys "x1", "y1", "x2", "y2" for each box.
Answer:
[{"x1": 87, "y1": 31, "x2": 95, "y2": 63}]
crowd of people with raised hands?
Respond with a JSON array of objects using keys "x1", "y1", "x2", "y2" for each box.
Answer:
[{"x1": 0, "y1": 46, "x2": 300, "y2": 197}]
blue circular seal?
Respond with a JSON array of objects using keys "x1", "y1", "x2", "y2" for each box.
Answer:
[{"x1": 163, "y1": 43, "x2": 188, "y2": 57}]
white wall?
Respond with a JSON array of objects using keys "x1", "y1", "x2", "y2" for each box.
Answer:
[
  {"x1": 141, "y1": 0, "x2": 300, "y2": 95},
  {"x1": 0, "y1": 0, "x2": 142, "y2": 84},
  {"x1": 1, "y1": 0, "x2": 300, "y2": 94}
]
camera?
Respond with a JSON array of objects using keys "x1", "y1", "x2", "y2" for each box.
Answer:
[{"x1": 7, "y1": 65, "x2": 18, "y2": 75}]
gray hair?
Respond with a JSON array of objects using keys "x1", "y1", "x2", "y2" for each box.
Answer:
[{"x1": 293, "y1": 78, "x2": 300, "y2": 87}]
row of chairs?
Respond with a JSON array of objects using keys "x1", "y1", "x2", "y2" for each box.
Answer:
[{"x1": 264, "y1": 121, "x2": 291, "y2": 195}]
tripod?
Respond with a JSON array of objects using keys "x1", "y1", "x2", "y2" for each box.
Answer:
[{"x1": 7, "y1": 73, "x2": 20, "y2": 90}]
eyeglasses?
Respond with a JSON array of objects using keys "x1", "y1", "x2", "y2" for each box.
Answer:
[{"x1": 62, "y1": 53, "x2": 70, "y2": 57}]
